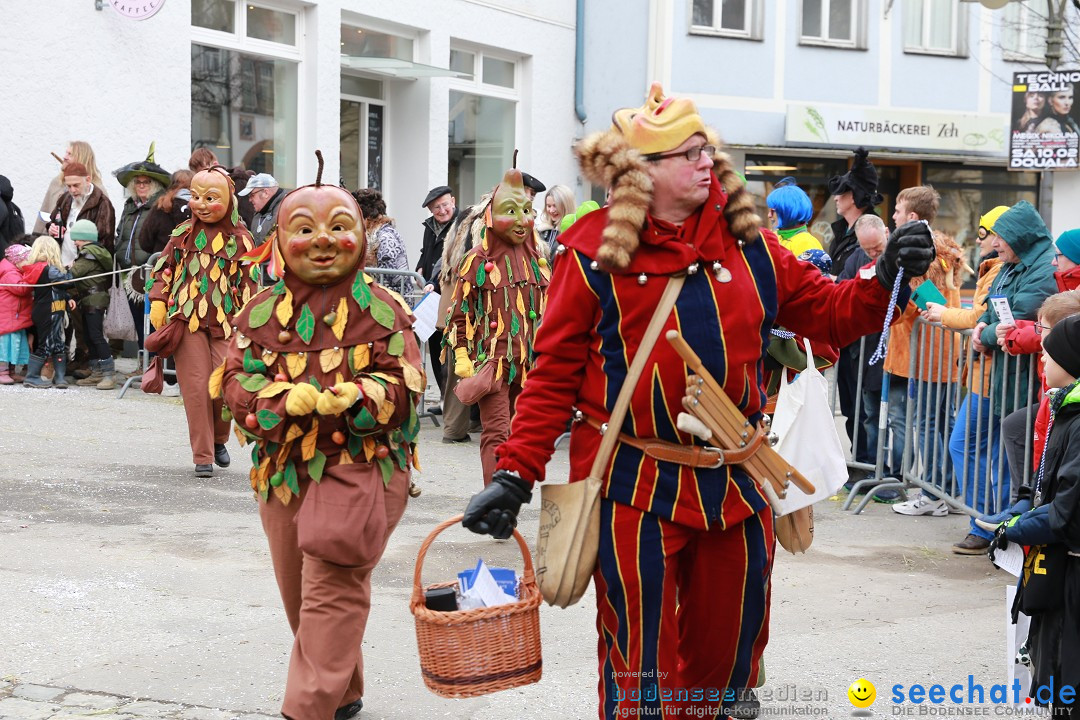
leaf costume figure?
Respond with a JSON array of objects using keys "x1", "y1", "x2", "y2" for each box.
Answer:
[
  {"x1": 442, "y1": 154, "x2": 550, "y2": 484},
  {"x1": 216, "y1": 152, "x2": 423, "y2": 720},
  {"x1": 146, "y1": 166, "x2": 259, "y2": 475}
]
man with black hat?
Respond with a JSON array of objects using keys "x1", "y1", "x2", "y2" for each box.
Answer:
[
  {"x1": 521, "y1": 172, "x2": 545, "y2": 200},
  {"x1": 418, "y1": 186, "x2": 461, "y2": 392}
]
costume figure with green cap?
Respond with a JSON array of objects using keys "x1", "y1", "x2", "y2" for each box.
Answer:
[
  {"x1": 146, "y1": 165, "x2": 260, "y2": 477},
  {"x1": 216, "y1": 151, "x2": 424, "y2": 720},
  {"x1": 460, "y1": 83, "x2": 935, "y2": 720},
  {"x1": 442, "y1": 153, "x2": 551, "y2": 485}
]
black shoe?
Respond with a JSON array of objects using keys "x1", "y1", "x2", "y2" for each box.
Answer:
[
  {"x1": 724, "y1": 689, "x2": 760, "y2": 719},
  {"x1": 214, "y1": 443, "x2": 231, "y2": 468},
  {"x1": 335, "y1": 698, "x2": 363, "y2": 720},
  {"x1": 195, "y1": 464, "x2": 213, "y2": 478},
  {"x1": 429, "y1": 406, "x2": 443, "y2": 416},
  {"x1": 441, "y1": 434, "x2": 471, "y2": 444}
]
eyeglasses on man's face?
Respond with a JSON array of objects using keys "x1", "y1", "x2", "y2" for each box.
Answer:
[
  {"x1": 644, "y1": 144, "x2": 716, "y2": 163},
  {"x1": 1035, "y1": 322, "x2": 1050, "y2": 335}
]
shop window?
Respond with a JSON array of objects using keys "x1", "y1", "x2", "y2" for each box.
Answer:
[
  {"x1": 690, "y1": 0, "x2": 764, "y2": 40},
  {"x1": 1001, "y1": 0, "x2": 1049, "y2": 62},
  {"x1": 801, "y1": 0, "x2": 865, "y2": 48},
  {"x1": 450, "y1": 49, "x2": 475, "y2": 79},
  {"x1": 482, "y1": 56, "x2": 515, "y2": 89},
  {"x1": 192, "y1": 0, "x2": 234, "y2": 33},
  {"x1": 743, "y1": 156, "x2": 850, "y2": 249},
  {"x1": 191, "y1": 43, "x2": 298, "y2": 187},
  {"x1": 247, "y1": 5, "x2": 296, "y2": 46},
  {"x1": 339, "y1": 75, "x2": 386, "y2": 193},
  {"x1": 448, "y1": 91, "x2": 516, "y2": 207},
  {"x1": 340, "y1": 25, "x2": 414, "y2": 61},
  {"x1": 903, "y1": 0, "x2": 968, "y2": 57}
]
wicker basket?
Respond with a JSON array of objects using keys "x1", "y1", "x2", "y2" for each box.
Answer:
[{"x1": 410, "y1": 514, "x2": 543, "y2": 698}]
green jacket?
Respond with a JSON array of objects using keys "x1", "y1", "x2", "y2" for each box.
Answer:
[
  {"x1": 114, "y1": 192, "x2": 160, "y2": 269},
  {"x1": 70, "y1": 243, "x2": 114, "y2": 310},
  {"x1": 976, "y1": 201, "x2": 1057, "y2": 414}
]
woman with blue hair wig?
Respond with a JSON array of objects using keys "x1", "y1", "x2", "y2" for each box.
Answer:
[{"x1": 766, "y1": 183, "x2": 823, "y2": 257}]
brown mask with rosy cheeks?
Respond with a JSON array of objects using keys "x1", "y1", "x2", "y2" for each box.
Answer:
[
  {"x1": 488, "y1": 166, "x2": 534, "y2": 246},
  {"x1": 276, "y1": 183, "x2": 365, "y2": 286},
  {"x1": 189, "y1": 168, "x2": 233, "y2": 224}
]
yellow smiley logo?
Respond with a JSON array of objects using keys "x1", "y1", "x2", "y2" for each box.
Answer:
[{"x1": 848, "y1": 678, "x2": 876, "y2": 708}]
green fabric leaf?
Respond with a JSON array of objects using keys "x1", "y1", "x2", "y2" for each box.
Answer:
[
  {"x1": 248, "y1": 294, "x2": 277, "y2": 329},
  {"x1": 308, "y1": 450, "x2": 327, "y2": 483},
  {"x1": 476, "y1": 262, "x2": 487, "y2": 287},
  {"x1": 392, "y1": 444, "x2": 408, "y2": 471},
  {"x1": 307, "y1": 375, "x2": 322, "y2": 391},
  {"x1": 211, "y1": 287, "x2": 222, "y2": 306},
  {"x1": 194, "y1": 229, "x2": 208, "y2": 250},
  {"x1": 250, "y1": 445, "x2": 260, "y2": 466},
  {"x1": 231, "y1": 203, "x2": 240, "y2": 226},
  {"x1": 296, "y1": 304, "x2": 315, "y2": 343},
  {"x1": 353, "y1": 406, "x2": 376, "y2": 430},
  {"x1": 508, "y1": 361, "x2": 518, "y2": 385},
  {"x1": 199, "y1": 274, "x2": 209, "y2": 294},
  {"x1": 182, "y1": 299, "x2": 194, "y2": 317},
  {"x1": 243, "y1": 348, "x2": 267, "y2": 374},
  {"x1": 403, "y1": 402, "x2": 419, "y2": 442},
  {"x1": 223, "y1": 294, "x2": 234, "y2": 314},
  {"x1": 238, "y1": 373, "x2": 270, "y2": 392},
  {"x1": 171, "y1": 221, "x2": 192, "y2": 237},
  {"x1": 352, "y1": 273, "x2": 371, "y2": 310},
  {"x1": 225, "y1": 235, "x2": 237, "y2": 258},
  {"x1": 188, "y1": 256, "x2": 200, "y2": 277},
  {"x1": 510, "y1": 313, "x2": 520, "y2": 337},
  {"x1": 220, "y1": 405, "x2": 232, "y2": 422},
  {"x1": 285, "y1": 460, "x2": 300, "y2": 494},
  {"x1": 531, "y1": 259, "x2": 542, "y2": 283},
  {"x1": 272, "y1": 280, "x2": 286, "y2": 296},
  {"x1": 387, "y1": 332, "x2": 404, "y2": 356},
  {"x1": 259, "y1": 483, "x2": 269, "y2": 502},
  {"x1": 376, "y1": 456, "x2": 394, "y2": 486},
  {"x1": 369, "y1": 295, "x2": 395, "y2": 330},
  {"x1": 152, "y1": 255, "x2": 168, "y2": 272},
  {"x1": 348, "y1": 432, "x2": 363, "y2": 458},
  {"x1": 256, "y1": 408, "x2": 282, "y2": 430},
  {"x1": 505, "y1": 255, "x2": 514, "y2": 283}
]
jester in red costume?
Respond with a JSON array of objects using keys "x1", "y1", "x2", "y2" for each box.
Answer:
[
  {"x1": 443, "y1": 159, "x2": 550, "y2": 484},
  {"x1": 216, "y1": 155, "x2": 424, "y2": 720},
  {"x1": 461, "y1": 84, "x2": 935, "y2": 720}
]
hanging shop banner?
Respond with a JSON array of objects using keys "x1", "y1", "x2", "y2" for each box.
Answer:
[
  {"x1": 1009, "y1": 71, "x2": 1080, "y2": 171},
  {"x1": 785, "y1": 103, "x2": 1007, "y2": 155}
]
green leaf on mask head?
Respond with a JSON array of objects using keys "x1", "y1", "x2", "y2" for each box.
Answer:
[
  {"x1": 296, "y1": 304, "x2": 315, "y2": 343},
  {"x1": 352, "y1": 273, "x2": 371, "y2": 310}
]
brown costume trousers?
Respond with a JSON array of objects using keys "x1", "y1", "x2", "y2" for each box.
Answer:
[
  {"x1": 477, "y1": 380, "x2": 521, "y2": 485},
  {"x1": 259, "y1": 466, "x2": 408, "y2": 720},
  {"x1": 442, "y1": 365, "x2": 472, "y2": 440},
  {"x1": 172, "y1": 330, "x2": 230, "y2": 464}
]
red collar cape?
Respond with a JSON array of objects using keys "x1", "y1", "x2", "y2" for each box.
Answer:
[
  {"x1": 233, "y1": 266, "x2": 414, "y2": 353},
  {"x1": 560, "y1": 175, "x2": 741, "y2": 275},
  {"x1": 455, "y1": 226, "x2": 551, "y2": 289},
  {"x1": 21, "y1": 262, "x2": 47, "y2": 286},
  {"x1": 169, "y1": 212, "x2": 254, "y2": 261}
]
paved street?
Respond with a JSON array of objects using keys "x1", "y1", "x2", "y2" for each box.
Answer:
[{"x1": 1, "y1": 381, "x2": 1018, "y2": 719}]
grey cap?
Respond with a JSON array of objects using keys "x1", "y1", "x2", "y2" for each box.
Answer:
[{"x1": 237, "y1": 173, "x2": 278, "y2": 196}]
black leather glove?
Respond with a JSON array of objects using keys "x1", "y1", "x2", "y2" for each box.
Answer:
[
  {"x1": 876, "y1": 220, "x2": 935, "y2": 290},
  {"x1": 988, "y1": 523, "x2": 1009, "y2": 562},
  {"x1": 462, "y1": 470, "x2": 533, "y2": 540}
]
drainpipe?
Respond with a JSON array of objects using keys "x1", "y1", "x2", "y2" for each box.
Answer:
[{"x1": 574, "y1": 0, "x2": 587, "y2": 124}]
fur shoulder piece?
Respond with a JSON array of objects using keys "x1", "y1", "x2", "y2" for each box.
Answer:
[{"x1": 574, "y1": 127, "x2": 762, "y2": 272}]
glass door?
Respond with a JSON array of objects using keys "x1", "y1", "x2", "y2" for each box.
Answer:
[{"x1": 339, "y1": 96, "x2": 384, "y2": 192}]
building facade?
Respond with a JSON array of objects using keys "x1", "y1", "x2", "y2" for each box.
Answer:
[
  {"x1": 0, "y1": 0, "x2": 580, "y2": 262},
  {"x1": 581, "y1": 0, "x2": 1080, "y2": 250}
]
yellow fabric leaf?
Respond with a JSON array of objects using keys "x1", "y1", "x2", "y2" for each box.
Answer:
[
  {"x1": 249, "y1": 465, "x2": 258, "y2": 491},
  {"x1": 376, "y1": 400, "x2": 395, "y2": 425},
  {"x1": 339, "y1": 448, "x2": 354, "y2": 466},
  {"x1": 216, "y1": 305, "x2": 226, "y2": 326},
  {"x1": 363, "y1": 272, "x2": 375, "y2": 283},
  {"x1": 198, "y1": 296, "x2": 208, "y2": 319},
  {"x1": 242, "y1": 285, "x2": 251, "y2": 305},
  {"x1": 400, "y1": 358, "x2": 425, "y2": 393},
  {"x1": 263, "y1": 350, "x2": 278, "y2": 366},
  {"x1": 351, "y1": 344, "x2": 370, "y2": 372},
  {"x1": 301, "y1": 418, "x2": 319, "y2": 461},
  {"x1": 461, "y1": 254, "x2": 475, "y2": 276},
  {"x1": 363, "y1": 436, "x2": 376, "y2": 462},
  {"x1": 412, "y1": 445, "x2": 422, "y2": 473},
  {"x1": 465, "y1": 312, "x2": 475, "y2": 342},
  {"x1": 496, "y1": 309, "x2": 505, "y2": 337},
  {"x1": 370, "y1": 372, "x2": 400, "y2": 385},
  {"x1": 520, "y1": 337, "x2": 527, "y2": 363},
  {"x1": 516, "y1": 287, "x2": 526, "y2": 316},
  {"x1": 233, "y1": 425, "x2": 249, "y2": 447},
  {"x1": 257, "y1": 456, "x2": 272, "y2": 482},
  {"x1": 256, "y1": 381, "x2": 292, "y2": 399},
  {"x1": 200, "y1": 253, "x2": 211, "y2": 269},
  {"x1": 320, "y1": 347, "x2": 344, "y2": 373},
  {"x1": 236, "y1": 333, "x2": 250, "y2": 349},
  {"x1": 447, "y1": 323, "x2": 458, "y2": 348},
  {"x1": 360, "y1": 378, "x2": 387, "y2": 409},
  {"x1": 208, "y1": 363, "x2": 225, "y2": 398},
  {"x1": 284, "y1": 423, "x2": 304, "y2": 442},
  {"x1": 275, "y1": 440, "x2": 293, "y2": 468},
  {"x1": 285, "y1": 352, "x2": 307, "y2": 379},
  {"x1": 488, "y1": 263, "x2": 502, "y2": 287},
  {"x1": 331, "y1": 296, "x2": 348, "y2": 341},
  {"x1": 496, "y1": 357, "x2": 504, "y2": 381},
  {"x1": 188, "y1": 277, "x2": 199, "y2": 297},
  {"x1": 273, "y1": 483, "x2": 292, "y2": 505},
  {"x1": 210, "y1": 262, "x2": 222, "y2": 282},
  {"x1": 275, "y1": 286, "x2": 294, "y2": 327},
  {"x1": 188, "y1": 313, "x2": 200, "y2": 333},
  {"x1": 462, "y1": 281, "x2": 471, "y2": 301},
  {"x1": 178, "y1": 287, "x2": 189, "y2": 306},
  {"x1": 335, "y1": 371, "x2": 344, "y2": 386},
  {"x1": 211, "y1": 232, "x2": 224, "y2": 253}
]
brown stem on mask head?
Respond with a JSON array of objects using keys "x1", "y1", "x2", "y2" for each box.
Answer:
[
  {"x1": 513, "y1": 149, "x2": 518, "y2": 169},
  {"x1": 315, "y1": 150, "x2": 324, "y2": 186}
]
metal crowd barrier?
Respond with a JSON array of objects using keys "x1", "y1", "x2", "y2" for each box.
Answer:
[
  {"x1": 839, "y1": 317, "x2": 1037, "y2": 516},
  {"x1": 117, "y1": 252, "x2": 177, "y2": 399}
]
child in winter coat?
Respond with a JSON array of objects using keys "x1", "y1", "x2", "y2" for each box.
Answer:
[
  {"x1": 0, "y1": 243, "x2": 34, "y2": 384},
  {"x1": 67, "y1": 219, "x2": 116, "y2": 389},
  {"x1": 994, "y1": 313, "x2": 1080, "y2": 715},
  {"x1": 23, "y1": 236, "x2": 73, "y2": 389}
]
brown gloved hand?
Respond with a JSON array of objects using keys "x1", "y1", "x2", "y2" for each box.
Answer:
[
  {"x1": 285, "y1": 382, "x2": 321, "y2": 416},
  {"x1": 150, "y1": 300, "x2": 167, "y2": 330},
  {"x1": 454, "y1": 346, "x2": 474, "y2": 378},
  {"x1": 316, "y1": 382, "x2": 361, "y2": 415}
]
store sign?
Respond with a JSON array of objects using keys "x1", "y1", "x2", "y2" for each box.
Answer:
[
  {"x1": 785, "y1": 103, "x2": 1007, "y2": 155},
  {"x1": 1008, "y1": 71, "x2": 1080, "y2": 171},
  {"x1": 109, "y1": 0, "x2": 165, "y2": 20}
]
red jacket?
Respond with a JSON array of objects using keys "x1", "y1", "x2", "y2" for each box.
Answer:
[
  {"x1": 1003, "y1": 265, "x2": 1080, "y2": 355},
  {"x1": 0, "y1": 258, "x2": 33, "y2": 335},
  {"x1": 495, "y1": 178, "x2": 908, "y2": 530}
]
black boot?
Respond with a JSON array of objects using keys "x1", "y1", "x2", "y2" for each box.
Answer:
[
  {"x1": 23, "y1": 354, "x2": 52, "y2": 389},
  {"x1": 53, "y1": 355, "x2": 69, "y2": 389},
  {"x1": 214, "y1": 443, "x2": 231, "y2": 468},
  {"x1": 335, "y1": 699, "x2": 363, "y2": 720}
]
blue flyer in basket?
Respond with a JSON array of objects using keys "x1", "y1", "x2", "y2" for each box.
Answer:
[{"x1": 459, "y1": 558, "x2": 517, "y2": 596}]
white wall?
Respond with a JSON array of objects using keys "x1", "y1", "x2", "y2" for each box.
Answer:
[
  {"x1": 1050, "y1": 173, "x2": 1080, "y2": 236},
  {"x1": 0, "y1": 0, "x2": 192, "y2": 228}
]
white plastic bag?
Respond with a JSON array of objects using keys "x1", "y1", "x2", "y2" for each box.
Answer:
[
  {"x1": 770, "y1": 338, "x2": 848, "y2": 516},
  {"x1": 104, "y1": 260, "x2": 137, "y2": 342}
]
